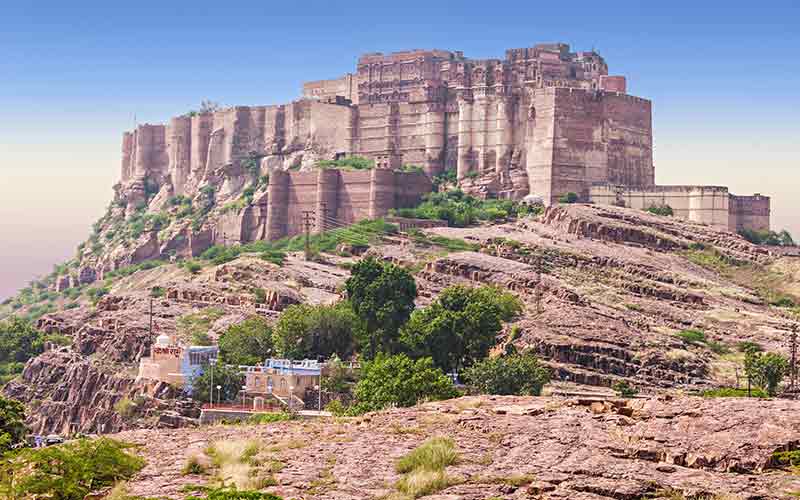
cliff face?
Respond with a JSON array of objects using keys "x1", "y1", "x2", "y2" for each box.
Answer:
[{"x1": 6, "y1": 203, "x2": 798, "y2": 435}]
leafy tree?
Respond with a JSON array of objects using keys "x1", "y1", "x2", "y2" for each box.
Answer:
[
  {"x1": 0, "y1": 438, "x2": 144, "y2": 500},
  {"x1": 0, "y1": 396, "x2": 27, "y2": 456},
  {"x1": 218, "y1": 316, "x2": 273, "y2": 366},
  {"x1": 351, "y1": 354, "x2": 457, "y2": 413},
  {"x1": 463, "y1": 353, "x2": 550, "y2": 396},
  {"x1": 400, "y1": 285, "x2": 522, "y2": 372},
  {"x1": 272, "y1": 302, "x2": 359, "y2": 360},
  {"x1": 744, "y1": 351, "x2": 789, "y2": 396},
  {"x1": 191, "y1": 362, "x2": 244, "y2": 403},
  {"x1": 345, "y1": 257, "x2": 417, "y2": 358},
  {"x1": 0, "y1": 317, "x2": 45, "y2": 364}
]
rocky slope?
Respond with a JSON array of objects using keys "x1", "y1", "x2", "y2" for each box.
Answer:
[
  {"x1": 3, "y1": 203, "x2": 799, "y2": 436},
  {"x1": 115, "y1": 395, "x2": 800, "y2": 499}
]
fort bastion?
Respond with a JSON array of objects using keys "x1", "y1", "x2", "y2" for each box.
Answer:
[{"x1": 118, "y1": 43, "x2": 769, "y2": 241}]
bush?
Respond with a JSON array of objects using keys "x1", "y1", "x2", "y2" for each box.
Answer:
[
  {"x1": 738, "y1": 228, "x2": 795, "y2": 246},
  {"x1": 745, "y1": 351, "x2": 789, "y2": 396},
  {"x1": 272, "y1": 302, "x2": 359, "y2": 360},
  {"x1": 184, "y1": 486, "x2": 283, "y2": 500},
  {"x1": 463, "y1": 353, "x2": 550, "y2": 396},
  {"x1": 0, "y1": 438, "x2": 145, "y2": 500},
  {"x1": 558, "y1": 192, "x2": 579, "y2": 204},
  {"x1": 0, "y1": 396, "x2": 27, "y2": 456},
  {"x1": 317, "y1": 156, "x2": 374, "y2": 170},
  {"x1": 392, "y1": 190, "x2": 537, "y2": 228},
  {"x1": 401, "y1": 285, "x2": 522, "y2": 372},
  {"x1": 676, "y1": 329, "x2": 706, "y2": 345},
  {"x1": 613, "y1": 381, "x2": 638, "y2": 398},
  {"x1": 350, "y1": 354, "x2": 457, "y2": 414},
  {"x1": 219, "y1": 316, "x2": 273, "y2": 366},
  {"x1": 646, "y1": 204, "x2": 674, "y2": 217},
  {"x1": 177, "y1": 308, "x2": 224, "y2": 346},
  {"x1": 701, "y1": 387, "x2": 768, "y2": 398}
]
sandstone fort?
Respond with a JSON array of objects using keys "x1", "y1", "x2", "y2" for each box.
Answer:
[{"x1": 118, "y1": 43, "x2": 769, "y2": 253}]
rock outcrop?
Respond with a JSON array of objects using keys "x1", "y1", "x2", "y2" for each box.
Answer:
[{"x1": 116, "y1": 395, "x2": 800, "y2": 499}]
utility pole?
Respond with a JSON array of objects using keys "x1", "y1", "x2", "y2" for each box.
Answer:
[
  {"x1": 148, "y1": 295, "x2": 154, "y2": 347},
  {"x1": 302, "y1": 210, "x2": 315, "y2": 260},
  {"x1": 790, "y1": 324, "x2": 798, "y2": 393}
]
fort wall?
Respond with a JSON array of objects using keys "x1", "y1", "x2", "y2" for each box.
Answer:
[{"x1": 589, "y1": 185, "x2": 770, "y2": 231}]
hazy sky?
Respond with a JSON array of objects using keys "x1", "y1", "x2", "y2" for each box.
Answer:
[{"x1": 1, "y1": 1, "x2": 798, "y2": 300}]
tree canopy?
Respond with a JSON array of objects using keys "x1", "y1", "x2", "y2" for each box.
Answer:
[
  {"x1": 350, "y1": 354, "x2": 457, "y2": 414},
  {"x1": 272, "y1": 302, "x2": 359, "y2": 360},
  {"x1": 400, "y1": 285, "x2": 522, "y2": 372},
  {"x1": 345, "y1": 256, "x2": 417, "y2": 358},
  {"x1": 463, "y1": 353, "x2": 551, "y2": 396},
  {"x1": 218, "y1": 316, "x2": 273, "y2": 366},
  {"x1": 0, "y1": 396, "x2": 27, "y2": 456}
]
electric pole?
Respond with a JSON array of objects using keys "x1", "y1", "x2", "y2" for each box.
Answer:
[
  {"x1": 790, "y1": 324, "x2": 798, "y2": 393},
  {"x1": 302, "y1": 210, "x2": 315, "y2": 260}
]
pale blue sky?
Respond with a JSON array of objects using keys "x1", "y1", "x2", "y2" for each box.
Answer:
[{"x1": 1, "y1": 0, "x2": 798, "y2": 299}]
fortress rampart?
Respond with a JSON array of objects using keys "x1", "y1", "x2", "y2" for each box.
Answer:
[{"x1": 117, "y1": 43, "x2": 770, "y2": 237}]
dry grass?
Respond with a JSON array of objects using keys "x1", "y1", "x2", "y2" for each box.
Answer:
[
  {"x1": 396, "y1": 437, "x2": 459, "y2": 473},
  {"x1": 205, "y1": 439, "x2": 263, "y2": 489},
  {"x1": 395, "y1": 469, "x2": 461, "y2": 498}
]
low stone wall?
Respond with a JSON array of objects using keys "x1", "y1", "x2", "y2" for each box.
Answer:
[{"x1": 590, "y1": 184, "x2": 733, "y2": 230}]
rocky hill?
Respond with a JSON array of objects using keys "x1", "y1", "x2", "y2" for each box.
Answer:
[
  {"x1": 3, "y1": 202, "x2": 799, "y2": 436},
  {"x1": 114, "y1": 395, "x2": 800, "y2": 499}
]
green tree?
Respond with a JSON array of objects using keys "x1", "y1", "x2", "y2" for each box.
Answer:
[
  {"x1": 218, "y1": 316, "x2": 273, "y2": 366},
  {"x1": 272, "y1": 302, "x2": 359, "y2": 360},
  {"x1": 0, "y1": 438, "x2": 144, "y2": 500},
  {"x1": 745, "y1": 351, "x2": 789, "y2": 396},
  {"x1": 351, "y1": 354, "x2": 457, "y2": 413},
  {"x1": 558, "y1": 192, "x2": 579, "y2": 204},
  {"x1": 463, "y1": 353, "x2": 550, "y2": 396},
  {"x1": 190, "y1": 362, "x2": 244, "y2": 403},
  {"x1": 0, "y1": 396, "x2": 27, "y2": 456},
  {"x1": 400, "y1": 285, "x2": 522, "y2": 372},
  {"x1": 0, "y1": 317, "x2": 45, "y2": 364},
  {"x1": 345, "y1": 257, "x2": 417, "y2": 358}
]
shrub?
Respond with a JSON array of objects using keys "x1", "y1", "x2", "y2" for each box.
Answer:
[
  {"x1": 350, "y1": 354, "x2": 457, "y2": 414},
  {"x1": 401, "y1": 285, "x2": 523, "y2": 372},
  {"x1": 0, "y1": 396, "x2": 27, "y2": 456},
  {"x1": 613, "y1": 381, "x2": 638, "y2": 398},
  {"x1": 463, "y1": 353, "x2": 550, "y2": 396},
  {"x1": 646, "y1": 204, "x2": 674, "y2": 216},
  {"x1": 392, "y1": 190, "x2": 536, "y2": 228},
  {"x1": 182, "y1": 456, "x2": 207, "y2": 476},
  {"x1": 177, "y1": 307, "x2": 224, "y2": 346},
  {"x1": 317, "y1": 156, "x2": 374, "y2": 170},
  {"x1": 248, "y1": 412, "x2": 292, "y2": 425},
  {"x1": 218, "y1": 316, "x2": 273, "y2": 366},
  {"x1": 701, "y1": 387, "x2": 768, "y2": 398},
  {"x1": 745, "y1": 351, "x2": 789, "y2": 396},
  {"x1": 676, "y1": 329, "x2": 706, "y2": 345},
  {"x1": 738, "y1": 228, "x2": 795, "y2": 246},
  {"x1": 253, "y1": 288, "x2": 267, "y2": 304},
  {"x1": 558, "y1": 192, "x2": 578, "y2": 204},
  {"x1": 0, "y1": 438, "x2": 145, "y2": 500},
  {"x1": 114, "y1": 397, "x2": 138, "y2": 419},
  {"x1": 183, "y1": 486, "x2": 282, "y2": 500}
]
